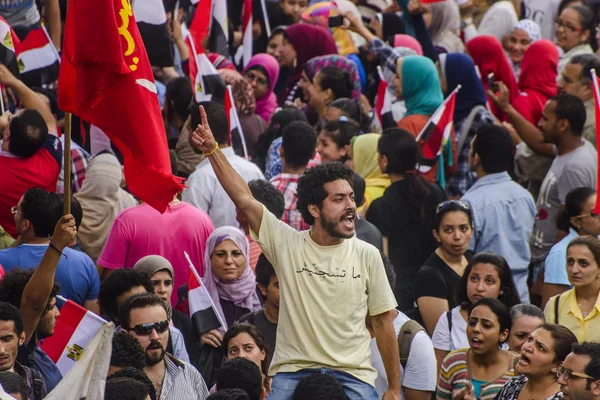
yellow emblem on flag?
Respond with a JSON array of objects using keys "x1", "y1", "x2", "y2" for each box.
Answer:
[
  {"x1": 3, "y1": 32, "x2": 13, "y2": 51},
  {"x1": 18, "y1": 59, "x2": 24, "y2": 72},
  {"x1": 66, "y1": 343, "x2": 84, "y2": 362},
  {"x1": 196, "y1": 81, "x2": 203, "y2": 94},
  {"x1": 117, "y1": 0, "x2": 138, "y2": 71}
]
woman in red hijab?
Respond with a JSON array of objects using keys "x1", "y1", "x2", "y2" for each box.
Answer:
[
  {"x1": 466, "y1": 35, "x2": 518, "y2": 120},
  {"x1": 512, "y1": 40, "x2": 559, "y2": 125},
  {"x1": 277, "y1": 23, "x2": 338, "y2": 104}
]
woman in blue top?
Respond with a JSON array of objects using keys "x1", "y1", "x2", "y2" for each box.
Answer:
[{"x1": 542, "y1": 187, "x2": 600, "y2": 307}]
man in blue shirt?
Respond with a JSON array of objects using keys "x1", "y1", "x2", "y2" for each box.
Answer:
[
  {"x1": 461, "y1": 124, "x2": 536, "y2": 303},
  {"x1": 0, "y1": 188, "x2": 100, "y2": 313}
]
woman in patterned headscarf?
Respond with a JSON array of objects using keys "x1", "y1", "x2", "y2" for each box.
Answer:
[{"x1": 507, "y1": 19, "x2": 542, "y2": 80}]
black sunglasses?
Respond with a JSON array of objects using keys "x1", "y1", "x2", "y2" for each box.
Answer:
[
  {"x1": 436, "y1": 200, "x2": 470, "y2": 214},
  {"x1": 127, "y1": 320, "x2": 169, "y2": 336}
]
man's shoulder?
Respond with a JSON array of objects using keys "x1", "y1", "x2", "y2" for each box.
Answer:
[{"x1": 63, "y1": 247, "x2": 95, "y2": 266}]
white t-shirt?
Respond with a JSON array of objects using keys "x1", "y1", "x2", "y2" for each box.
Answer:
[
  {"x1": 370, "y1": 311, "x2": 437, "y2": 399},
  {"x1": 523, "y1": 0, "x2": 561, "y2": 40},
  {"x1": 432, "y1": 306, "x2": 469, "y2": 351},
  {"x1": 251, "y1": 205, "x2": 397, "y2": 386}
]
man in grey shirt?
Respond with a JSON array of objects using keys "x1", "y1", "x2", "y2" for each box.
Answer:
[
  {"x1": 0, "y1": 0, "x2": 61, "y2": 48},
  {"x1": 531, "y1": 94, "x2": 597, "y2": 270}
]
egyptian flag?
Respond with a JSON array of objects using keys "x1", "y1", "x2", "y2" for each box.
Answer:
[
  {"x1": 591, "y1": 70, "x2": 600, "y2": 213},
  {"x1": 59, "y1": 0, "x2": 184, "y2": 213},
  {"x1": 17, "y1": 27, "x2": 60, "y2": 87},
  {"x1": 375, "y1": 66, "x2": 395, "y2": 129},
  {"x1": 0, "y1": 16, "x2": 20, "y2": 77},
  {"x1": 186, "y1": 252, "x2": 226, "y2": 333},
  {"x1": 208, "y1": 0, "x2": 228, "y2": 56},
  {"x1": 191, "y1": 52, "x2": 226, "y2": 103},
  {"x1": 234, "y1": 0, "x2": 252, "y2": 67},
  {"x1": 226, "y1": 85, "x2": 248, "y2": 157},
  {"x1": 187, "y1": 0, "x2": 212, "y2": 55},
  {"x1": 133, "y1": 0, "x2": 174, "y2": 67},
  {"x1": 416, "y1": 86, "x2": 458, "y2": 174},
  {"x1": 40, "y1": 299, "x2": 106, "y2": 376}
]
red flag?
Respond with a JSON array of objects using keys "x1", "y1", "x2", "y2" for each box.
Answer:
[
  {"x1": 240, "y1": 0, "x2": 252, "y2": 67},
  {"x1": 58, "y1": 0, "x2": 184, "y2": 213},
  {"x1": 416, "y1": 87, "x2": 458, "y2": 175},
  {"x1": 225, "y1": 85, "x2": 247, "y2": 157},
  {"x1": 188, "y1": 0, "x2": 212, "y2": 55},
  {"x1": 592, "y1": 71, "x2": 600, "y2": 213}
]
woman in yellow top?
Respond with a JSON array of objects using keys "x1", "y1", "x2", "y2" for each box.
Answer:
[
  {"x1": 347, "y1": 133, "x2": 390, "y2": 215},
  {"x1": 544, "y1": 236, "x2": 600, "y2": 343}
]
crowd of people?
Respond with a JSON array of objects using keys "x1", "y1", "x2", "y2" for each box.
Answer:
[{"x1": 3, "y1": 0, "x2": 600, "y2": 399}]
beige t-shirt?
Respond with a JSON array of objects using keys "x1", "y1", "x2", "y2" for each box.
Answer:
[{"x1": 251, "y1": 205, "x2": 397, "y2": 385}]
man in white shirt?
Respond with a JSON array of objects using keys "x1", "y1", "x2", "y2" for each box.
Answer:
[{"x1": 182, "y1": 102, "x2": 264, "y2": 228}]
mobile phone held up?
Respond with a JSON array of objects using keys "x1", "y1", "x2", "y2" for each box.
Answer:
[
  {"x1": 487, "y1": 73, "x2": 499, "y2": 92},
  {"x1": 328, "y1": 15, "x2": 344, "y2": 28}
]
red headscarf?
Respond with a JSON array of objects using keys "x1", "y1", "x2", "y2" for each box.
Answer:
[{"x1": 513, "y1": 40, "x2": 558, "y2": 124}]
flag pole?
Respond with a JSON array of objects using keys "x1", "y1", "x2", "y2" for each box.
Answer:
[
  {"x1": 63, "y1": 112, "x2": 72, "y2": 215},
  {"x1": 0, "y1": 84, "x2": 5, "y2": 115},
  {"x1": 41, "y1": 24, "x2": 61, "y2": 65},
  {"x1": 260, "y1": 0, "x2": 271, "y2": 37}
]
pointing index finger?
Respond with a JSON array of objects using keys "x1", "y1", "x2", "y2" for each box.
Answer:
[{"x1": 199, "y1": 105, "x2": 209, "y2": 128}]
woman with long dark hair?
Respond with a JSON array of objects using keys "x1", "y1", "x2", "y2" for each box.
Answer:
[{"x1": 367, "y1": 128, "x2": 447, "y2": 311}]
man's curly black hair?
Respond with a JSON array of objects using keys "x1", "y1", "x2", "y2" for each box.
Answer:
[
  {"x1": 98, "y1": 269, "x2": 153, "y2": 323},
  {"x1": 107, "y1": 367, "x2": 156, "y2": 400},
  {"x1": 110, "y1": 332, "x2": 146, "y2": 370},
  {"x1": 0, "y1": 268, "x2": 60, "y2": 314},
  {"x1": 296, "y1": 162, "x2": 354, "y2": 226}
]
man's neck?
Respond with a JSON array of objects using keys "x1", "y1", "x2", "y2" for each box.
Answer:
[
  {"x1": 145, "y1": 361, "x2": 167, "y2": 397},
  {"x1": 309, "y1": 226, "x2": 344, "y2": 246},
  {"x1": 264, "y1": 305, "x2": 279, "y2": 324},
  {"x1": 281, "y1": 162, "x2": 305, "y2": 175},
  {"x1": 475, "y1": 167, "x2": 487, "y2": 179},
  {"x1": 23, "y1": 236, "x2": 50, "y2": 245},
  {"x1": 556, "y1": 135, "x2": 583, "y2": 156}
]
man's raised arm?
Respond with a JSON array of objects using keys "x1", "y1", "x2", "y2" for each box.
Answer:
[{"x1": 190, "y1": 105, "x2": 264, "y2": 234}]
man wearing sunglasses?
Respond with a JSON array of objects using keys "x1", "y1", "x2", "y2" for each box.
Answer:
[
  {"x1": 558, "y1": 342, "x2": 600, "y2": 400},
  {"x1": 118, "y1": 292, "x2": 209, "y2": 400}
]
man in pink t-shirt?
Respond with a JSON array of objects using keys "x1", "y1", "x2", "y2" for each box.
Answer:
[{"x1": 97, "y1": 200, "x2": 214, "y2": 305}]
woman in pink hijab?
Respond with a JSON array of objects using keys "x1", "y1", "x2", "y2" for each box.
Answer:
[
  {"x1": 393, "y1": 34, "x2": 423, "y2": 55},
  {"x1": 243, "y1": 54, "x2": 281, "y2": 124}
]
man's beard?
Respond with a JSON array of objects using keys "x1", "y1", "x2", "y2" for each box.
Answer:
[
  {"x1": 320, "y1": 213, "x2": 354, "y2": 239},
  {"x1": 145, "y1": 341, "x2": 166, "y2": 366}
]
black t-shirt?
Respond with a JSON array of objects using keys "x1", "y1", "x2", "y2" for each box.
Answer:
[
  {"x1": 239, "y1": 309, "x2": 277, "y2": 355},
  {"x1": 367, "y1": 179, "x2": 447, "y2": 311},
  {"x1": 355, "y1": 218, "x2": 383, "y2": 252},
  {"x1": 414, "y1": 252, "x2": 467, "y2": 309}
]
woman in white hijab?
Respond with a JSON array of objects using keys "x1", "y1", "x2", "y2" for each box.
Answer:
[{"x1": 74, "y1": 153, "x2": 137, "y2": 263}]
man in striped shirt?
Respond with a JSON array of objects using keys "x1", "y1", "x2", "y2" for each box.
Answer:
[{"x1": 119, "y1": 293, "x2": 209, "y2": 400}]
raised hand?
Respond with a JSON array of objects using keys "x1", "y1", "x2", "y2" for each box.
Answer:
[
  {"x1": 191, "y1": 105, "x2": 219, "y2": 155},
  {"x1": 0, "y1": 64, "x2": 19, "y2": 88},
  {"x1": 51, "y1": 214, "x2": 77, "y2": 250},
  {"x1": 487, "y1": 81, "x2": 511, "y2": 113}
]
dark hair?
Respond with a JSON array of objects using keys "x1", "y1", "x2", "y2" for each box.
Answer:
[
  {"x1": 0, "y1": 302, "x2": 24, "y2": 336},
  {"x1": 559, "y1": 0, "x2": 583, "y2": 15},
  {"x1": 0, "y1": 268, "x2": 60, "y2": 316},
  {"x1": 166, "y1": 77, "x2": 193, "y2": 121},
  {"x1": 549, "y1": 93, "x2": 587, "y2": 136},
  {"x1": 510, "y1": 304, "x2": 545, "y2": 321},
  {"x1": 570, "y1": 54, "x2": 600, "y2": 86},
  {"x1": 32, "y1": 87, "x2": 58, "y2": 115},
  {"x1": 281, "y1": 121, "x2": 317, "y2": 169},
  {"x1": 252, "y1": 106, "x2": 308, "y2": 172},
  {"x1": 296, "y1": 162, "x2": 354, "y2": 226},
  {"x1": 190, "y1": 101, "x2": 229, "y2": 145},
  {"x1": 58, "y1": 195, "x2": 83, "y2": 230},
  {"x1": 107, "y1": 367, "x2": 156, "y2": 400},
  {"x1": 110, "y1": 331, "x2": 146, "y2": 370},
  {"x1": 118, "y1": 292, "x2": 168, "y2": 331},
  {"x1": 99, "y1": 269, "x2": 154, "y2": 322},
  {"x1": 352, "y1": 172, "x2": 366, "y2": 207},
  {"x1": 472, "y1": 124, "x2": 514, "y2": 173},
  {"x1": 8, "y1": 109, "x2": 48, "y2": 158},
  {"x1": 216, "y1": 358, "x2": 263, "y2": 400},
  {"x1": 378, "y1": 128, "x2": 431, "y2": 219},
  {"x1": 255, "y1": 254, "x2": 276, "y2": 289},
  {"x1": 292, "y1": 373, "x2": 348, "y2": 400},
  {"x1": 566, "y1": 5, "x2": 596, "y2": 48},
  {"x1": 20, "y1": 188, "x2": 62, "y2": 238},
  {"x1": 571, "y1": 342, "x2": 600, "y2": 380},
  {"x1": 567, "y1": 235, "x2": 600, "y2": 265},
  {"x1": 320, "y1": 119, "x2": 360, "y2": 162},
  {"x1": 434, "y1": 200, "x2": 473, "y2": 232},
  {"x1": 313, "y1": 66, "x2": 353, "y2": 101},
  {"x1": 248, "y1": 179, "x2": 285, "y2": 219},
  {"x1": 538, "y1": 324, "x2": 579, "y2": 363},
  {"x1": 328, "y1": 98, "x2": 370, "y2": 133},
  {"x1": 557, "y1": 187, "x2": 596, "y2": 231},
  {"x1": 469, "y1": 297, "x2": 512, "y2": 338},
  {"x1": 0, "y1": 372, "x2": 27, "y2": 399},
  {"x1": 105, "y1": 377, "x2": 150, "y2": 400},
  {"x1": 381, "y1": 252, "x2": 397, "y2": 290},
  {"x1": 208, "y1": 389, "x2": 251, "y2": 400},
  {"x1": 222, "y1": 322, "x2": 271, "y2": 376},
  {"x1": 457, "y1": 252, "x2": 521, "y2": 308},
  {"x1": 246, "y1": 65, "x2": 271, "y2": 88}
]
